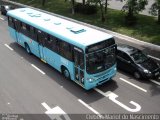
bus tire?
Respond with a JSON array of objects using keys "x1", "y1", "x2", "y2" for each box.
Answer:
[
  {"x1": 61, "y1": 67, "x2": 70, "y2": 80},
  {"x1": 25, "y1": 43, "x2": 31, "y2": 54}
]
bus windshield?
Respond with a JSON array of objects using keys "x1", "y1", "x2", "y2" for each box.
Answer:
[{"x1": 86, "y1": 45, "x2": 116, "y2": 74}]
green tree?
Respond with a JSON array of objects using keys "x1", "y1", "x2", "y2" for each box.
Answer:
[
  {"x1": 82, "y1": 0, "x2": 86, "y2": 5},
  {"x1": 104, "y1": 0, "x2": 109, "y2": 14},
  {"x1": 121, "y1": 0, "x2": 148, "y2": 25},
  {"x1": 149, "y1": 0, "x2": 160, "y2": 23},
  {"x1": 42, "y1": 0, "x2": 46, "y2": 6},
  {"x1": 71, "y1": 0, "x2": 75, "y2": 14},
  {"x1": 88, "y1": 0, "x2": 108, "y2": 22},
  {"x1": 65, "y1": 0, "x2": 75, "y2": 14}
]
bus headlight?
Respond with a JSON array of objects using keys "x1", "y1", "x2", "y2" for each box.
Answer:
[
  {"x1": 87, "y1": 78, "x2": 95, "y2": 82},
  {"x1": 114, "y1": 67, "x2": 117, "y2": 71}
]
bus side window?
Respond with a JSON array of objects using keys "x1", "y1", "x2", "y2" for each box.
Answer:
[
  {"x1": 20, "y1": 22, "x2": 30, "y2": 37},
  {"x1": 21, "y1": 22, "x2": 27, "y2": 35},
  {"x1": 74, "y1": 50, "x2": 79, "y2": 66},
  {"x1": 79, "y1": 53, "x2": 84, "y2": 69},
  {"x1": 37, "y1": 30, "x2": 48, "y2": 46},
  {"x1": 26, "y1": 24, "x2": 30, "y2": 36},
  {"x1": 74, "y1": 49, "x2": 84, "y2": 69},
  {"x1": 30, "y1": 26, "x2": 37, "y2": 41},
  {"x1": 46, "y1": 35, "x2": 60, "y2": 54},
  {"x1": 8, "y1": 16, "x2": 14, "y2": 28},
  {"x1": 59, "y1": 40, "x2": 73, "y2": 61},
  {"x1": 13, "y1": 19, "x2": 21, "y2": 32},
  {"x1": 45, "y1": 35, "x2": 53, "y2": 50}
]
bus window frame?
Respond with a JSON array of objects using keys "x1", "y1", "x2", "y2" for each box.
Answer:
[{"x1": 8, "y1": 16, "x2": 14, "y2": 28}]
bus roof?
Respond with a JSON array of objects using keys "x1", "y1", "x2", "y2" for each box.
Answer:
[{"x1": 7, "y1": 8, "x2": 113, "y2": 48}]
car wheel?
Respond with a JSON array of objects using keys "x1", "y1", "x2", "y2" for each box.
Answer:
[{"x1": 134, "y1": 71, "x2": 141, "y2": 79}]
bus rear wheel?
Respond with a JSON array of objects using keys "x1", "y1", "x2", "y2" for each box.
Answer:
[
  {"x1": 25, "y1": 43, "x2": 31, "y2": 54},
  {"x1": 62, "y1": 67, "x2": 70, "y2": 79}
]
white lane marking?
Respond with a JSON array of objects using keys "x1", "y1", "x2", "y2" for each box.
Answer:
[
  {"x1": 4, "y1": 44, "x2": 13, "y2": 51},
  {"x1": 148, "y1": 55, "x2": 160, "y2": 61},
  {"x1": 42, "y1": 102, "x2": 65, "y2": 114},
  {"x1": 41, "y1": 102, "x2": 71, "y2": 120},
  {"x1": 42, "y1": 102, "x2": 52, "y2": 111},
  {"x1": 94, "y1": 88, "x2": 141, "y2": 112},
  {"x1": 120, "y1": 78, "x2": 147, "y2": 93},
  {"x1": 78, "y1": 99, "x2": 100, "y2": 115},
  {"x1": 31, "y1": 64, "x2": 45, "y2": 75},
  {"x1": 0, "y1": 17, "x2": 4, "y2": 20},
  {"x1": 150, "y1": 80, "x2": 160, "y2": 86}
]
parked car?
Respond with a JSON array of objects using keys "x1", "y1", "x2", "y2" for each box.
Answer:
[
  {"x1": 116, "y1": 44, "x2": 160, "y2": 79},
  {"x1": 1, "y1": 5, "x2": 15, "y2": 16}
]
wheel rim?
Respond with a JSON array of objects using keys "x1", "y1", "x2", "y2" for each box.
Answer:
[
  {"x1": 27, "y1": 47, "x2": 30, "y2": 53},
  {"x1": 26, "y1": 45, "x2": 30, "y2": 53},
  {"x1": 64, "y1": 69, "x2": 69, "y2": 78},
  {"x1": 134, "y1": 72, "x2": 140, "y2": 79}
]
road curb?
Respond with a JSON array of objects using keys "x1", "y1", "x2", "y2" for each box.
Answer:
[{"x1": 2, "y1": 0, "x2": 160, "y2": 51}]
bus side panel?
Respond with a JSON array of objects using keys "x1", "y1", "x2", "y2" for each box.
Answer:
[
  {"x1": 44, "y1": 48, "x2": 75, "y2": 80},
  {"x1": 43, "y1": 48, "x2": 60, "y2": 71},
  {"x1": 30, "y1": 40, "x2": 41, "y2": 58},
  {"x1": 8, "y1": 27, "x2": 17, "y2": 42},
  {"x1": 18, "y1": 34, "x2": 40, "y2": 57}
]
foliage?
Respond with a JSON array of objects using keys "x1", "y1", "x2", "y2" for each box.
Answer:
[
  {"x1": 88, "y1": 0, "x2": 108, "y2": 22},
  {"x1": 82, "y1": 0, "x2": 86, "y2": 5},
  {"x1": 121, "y1": 0, "x2": 148, "y2": 25},
  {"x1": 42, "y1": 0, "x2": 46, "y2": 6},
  {"x1": 149, "y1": 0, "x2": 160, "y2": 23},
  {"x1": 75, "y1": 3, "x2": 97, "y2": 15}
]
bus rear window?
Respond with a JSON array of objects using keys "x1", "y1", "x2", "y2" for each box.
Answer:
[{"x1": 86, "y1": 38, "x2": 115, "y2": 53}]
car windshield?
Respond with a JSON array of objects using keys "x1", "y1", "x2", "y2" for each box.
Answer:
[
  {"x1": 86, "y1": 46, "x2": 116, "y2": 74},
  {"x1": 131, "y1": 50, "x2": 148, "y2": 63}
]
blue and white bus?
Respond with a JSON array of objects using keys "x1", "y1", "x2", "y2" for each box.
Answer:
[{"x1": 7, "y1": 8, "x2": 117, "y2": 90}]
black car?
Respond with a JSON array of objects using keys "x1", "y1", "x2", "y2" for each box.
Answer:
[
  {"x1": 116, "y1": 44, "x2": 160, "y2": 79},
  {"x1": 1, "y1": 5, "x2": 15, "y2": 16}
]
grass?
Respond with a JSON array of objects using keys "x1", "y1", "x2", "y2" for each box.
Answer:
[{"x1": 14, "y1": 0, "x2": 160, "y2": 45}]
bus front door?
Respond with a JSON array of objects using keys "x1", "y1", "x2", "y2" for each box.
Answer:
[
  {"x1": 74, "y1": 49, "x2": 85, "y2": 86},
  {"x1": 37, "y1": 30, "x2": 46, "y2": 62},
  {"x1": 13, "y1": 19, "x2": 21, "y2": 44},
  {"x1": 38, "y1": 44, "x2": 45, "y2": 62}
]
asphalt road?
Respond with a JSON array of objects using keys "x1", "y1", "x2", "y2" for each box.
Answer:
[{"x1": 0, "y1": 14, "x2": 160, "y2": 120}]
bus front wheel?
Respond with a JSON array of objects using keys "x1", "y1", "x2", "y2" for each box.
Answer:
[
  {"x1": 62, "y1": 67, "x2": 70, "y2": 80},
  {"x1": 25, "y1": 43, "x2": 31, "y2": 54}
]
